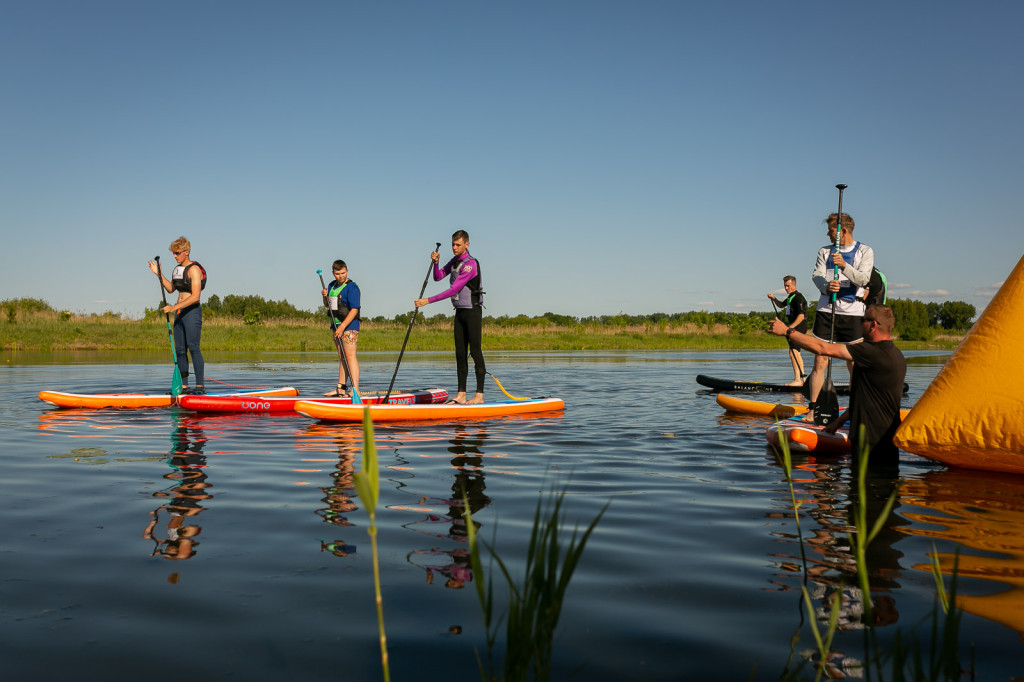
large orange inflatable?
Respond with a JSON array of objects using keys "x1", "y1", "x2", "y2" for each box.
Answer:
[{"x1": 895, "y1": 254, "x2": 1024, "y2": 473}]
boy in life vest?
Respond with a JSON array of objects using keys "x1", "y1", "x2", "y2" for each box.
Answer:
[{"x1": 321, "y1": 259, "x2": 361, "y2": 397}]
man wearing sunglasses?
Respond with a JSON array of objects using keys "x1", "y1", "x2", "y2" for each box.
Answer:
[{"x1": 770, "y1": 304, "x2": 906, "y2": 468}]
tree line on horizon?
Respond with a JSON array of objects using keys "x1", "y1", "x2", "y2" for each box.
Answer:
[{"x1": 2, "y1": 295, "x2": 977, "y2": 342}]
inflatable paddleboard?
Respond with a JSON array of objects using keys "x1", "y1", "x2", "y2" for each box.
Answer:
[
  {"x1": 178, "y1": 388, "x2": 448, "y2": 413},
  {"x1": 295, "y1": 397, "x2": 565, "y2": 422},
  {"x1": 38, "y1": 386, "x2": 298, "y2": 409},
  {"x1": 766, "y1": 409, "x2": 911, "y2": 454},
  {"x1": 716, "y1": 394, "x2": 809, "y2": 418},
  {"x1": 697, "y1": 374, "x2": 908, "y2": 395}
]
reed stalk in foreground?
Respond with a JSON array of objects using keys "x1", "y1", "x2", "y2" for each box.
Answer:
[
  {"x1": 464, "y1": 485, "x2": 608, "y2": 682},
  {"x1": 774, "y1": 426, "x2": 967, "y2": 681},
  {"x1": 352, "y1": 407, "x2": 390, "y2": 682}
]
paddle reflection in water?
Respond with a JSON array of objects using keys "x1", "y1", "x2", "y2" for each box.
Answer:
[
  {"x1": 143, "y1": 414, "x2": 211, "y2": 561},
  {"x1": 899, "y1": 467, "x2": 1024, "y2": 635},
  {"x1": 767, "y1": 451, "x2": 910, "y2": 676}
]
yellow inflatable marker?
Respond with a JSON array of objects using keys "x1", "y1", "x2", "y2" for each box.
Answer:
[{"x1": 895, "y1": 254, "x2": 1024, "y2": 473}]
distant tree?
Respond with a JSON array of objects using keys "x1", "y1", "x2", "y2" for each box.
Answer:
[
  {"x1": 889, "y1": 298, "x2": 931, "y2": 341},
  {"x1": 936, "y1": 301, "x2": 976, "y2": 330}
]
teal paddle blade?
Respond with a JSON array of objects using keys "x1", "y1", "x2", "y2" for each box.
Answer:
[{"x1": 172, "y1": 367, "x2": 184, "y2": 396}]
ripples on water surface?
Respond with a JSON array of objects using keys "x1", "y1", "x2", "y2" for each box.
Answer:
[{"x1": 2, "y1": 351, "x2": 1023, "y2": 680}]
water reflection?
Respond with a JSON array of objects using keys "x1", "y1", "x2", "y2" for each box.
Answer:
[
  {"x1": 143, "y1": 414, "x2": 211, "y2": 560},
  {"x1": 899, "y1": 467, "x2": 1024, "y2": 635},
  {"x1": 767, "y1": 452, "x2": 909, "y2": 675},
  {"x1": 295, "y1": 422, "x2": 362, "y2": 557},
  {"x1": 401, "y1": 425, "x2": 493, "y2": 590}
]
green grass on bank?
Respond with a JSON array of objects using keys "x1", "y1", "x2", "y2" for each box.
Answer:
[{"x1": 0, "y1": 311, "x2": 963, "y2": 353}]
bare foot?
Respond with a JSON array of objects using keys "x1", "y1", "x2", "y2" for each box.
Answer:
[
  {"x1": 785, "y1": 380, "x2": 804, "y2": 387},
  {"x1": 466, "y1": 393, "x2": 484, "y2": 405}
]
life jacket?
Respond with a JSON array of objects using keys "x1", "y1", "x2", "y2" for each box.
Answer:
[
  {"x1": 327, "y1": 280, "x2": 361, "y2": 325},
  {"x1": 831, "y1": 242, "x2": 861, "y2": 303},
  {"x1": 451, "y1": 255, "x2": 484, "y2": 309},
  {"x1": 172, "y1": 261, "x2": 207, "y2": 293}
]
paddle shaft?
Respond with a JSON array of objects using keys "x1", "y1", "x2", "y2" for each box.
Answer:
[
  {"x1": 318, "y1": 270, "x2": 360, "y2": 401},
  {"x1": 154, "y1": 256, "x2": 184, "y2": 394},
  {"x1": 826, "y1": 184, "x2": 847, "y2": 377},
  {"x1": 383, "y1": 242, "x2": 442, "y2": 402}
]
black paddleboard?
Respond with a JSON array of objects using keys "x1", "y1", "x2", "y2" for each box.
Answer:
[{"x1": 695, "y1": 374, "x2": 909, "y2": 395}]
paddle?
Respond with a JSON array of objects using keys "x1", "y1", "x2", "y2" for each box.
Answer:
[
  {"x1": 382, "y1": 242, "x2": 441, "y2": 403},
  {"x1": 154, "y1": 256, "x2": 184, "y2": 396},
  {"x1": 815, "y1": 183, "x2": 846, "y2": 426},
  {"x1": 317, "y1": 269, "x2": 362, "y2": 404}
]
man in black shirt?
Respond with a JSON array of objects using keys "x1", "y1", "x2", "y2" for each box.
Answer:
[
  {"x1": 768, "y1": 275, "x2": 808, "y2": 385},
  {"x1": 770, "y1": 304, "x2": 907, "y2": 468}
]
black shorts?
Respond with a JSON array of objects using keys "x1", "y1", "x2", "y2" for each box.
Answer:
[{"x1": 812, "y1": 310, "x2": 863, "y2": 344}]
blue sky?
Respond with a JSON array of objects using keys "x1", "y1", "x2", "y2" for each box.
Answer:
[{"x1": 2, "y1": 1, "x2": 1021, "y2": 319}]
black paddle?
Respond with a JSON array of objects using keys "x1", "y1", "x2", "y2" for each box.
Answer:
[
  {"x1": 382, "y1": 242, "x2": 441, "y2": 403},
  {"x1": 317, "y1": 269, "x2": 362, "y2": 404},
  {"x1": 154, "y1": 256, "x2": 184, "y2": 396},
  {"x1": 815, "y1": 184, "x2": 846, "y2": 426}
]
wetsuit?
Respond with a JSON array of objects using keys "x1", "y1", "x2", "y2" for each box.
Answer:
[{"x1": 429, "y1": 252, "x2": 485, "y2": 394}]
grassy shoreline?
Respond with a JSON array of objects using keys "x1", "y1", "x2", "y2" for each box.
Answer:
[{"x1": 1, "y1": 314, "x2": 963, "y2": 353}]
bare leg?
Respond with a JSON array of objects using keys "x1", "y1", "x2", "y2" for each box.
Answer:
[{"x1": 343, "y1": 338, "x2": 359, "y2": 393}]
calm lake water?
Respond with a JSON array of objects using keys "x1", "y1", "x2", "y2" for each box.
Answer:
[{"x1": 3, "y1": 350, "x2": 1023, "y2": 680}]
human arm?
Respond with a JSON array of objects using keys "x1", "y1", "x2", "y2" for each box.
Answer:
[
  {"x1": 426, "y1": 257, "x2": 477, "y2": 304},
  {"x1": 810, "y1": 246, "x2": 830, "y2": 296},
  {"x1": 148, "y1": 260, "x2": 176, "y2": 294},
  {"x1": 769, "y1": 318, "x2": 853, "y2": 362}
]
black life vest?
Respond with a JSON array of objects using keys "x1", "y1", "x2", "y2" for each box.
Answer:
[{"x1": 172, "y1": 261, "x2": 207, "y2": 293}]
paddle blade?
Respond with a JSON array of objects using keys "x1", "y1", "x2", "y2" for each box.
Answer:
[
  {"x1": 172, "y1": 366, "x2": 184, "y2": 396},
  {"x1": 351, "y1": 388, "x2": 363, "y2": 405},
  {"x1": 815, "y1": 378, "x2": 839, "y2": 426}
]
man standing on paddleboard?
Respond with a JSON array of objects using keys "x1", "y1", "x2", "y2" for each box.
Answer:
[
  {"x1": 805, "y1": 212, "x2": 874, "y2": 422},
  {"x1": 770, "y1": 304, "x2": 906, "y2": 469},
  {"x1": 415, "y1": 230, "x2": 486, "y2": 405},
  {"x1": 148, "y1": 237, "x2": 207, "y2": 394},
  {"x1": 768, "y1": 275, "x2": 808, "y2": 386}
]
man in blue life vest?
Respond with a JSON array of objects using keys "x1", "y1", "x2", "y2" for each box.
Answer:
[
  {"x1": 415, "y1": 230, "x2": 486, "y2": 405},
  {"x1": 805, "y1": 212, "x2": 874, "y2": 422},
  {"x1": 768, "y1": 275, "x2": 808, "y2": 386}
]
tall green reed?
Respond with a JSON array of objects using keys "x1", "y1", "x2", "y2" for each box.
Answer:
[
  {"x1": 352, "y1": 407, "x2": 390, "y2": 682},
  {"x1": 464, "y1": 485, "x2": 608, "y2": 682},
  {"x1": 773, "y1": 424, "x2": 967, "y2": 681}
]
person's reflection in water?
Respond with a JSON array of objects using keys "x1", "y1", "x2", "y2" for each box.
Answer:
[
  {"x1": 770, "y1": 452, "x2": 908, "y2": 676},
  {"x1": 312, "y1": 424, "x2": 361, "y2": 557},
  {"x1": 405, "y1": 425, "x2": 492, "y2": 589},
  {"x1": 143, "y1": 414, "x2": 211, "y2": 560}
]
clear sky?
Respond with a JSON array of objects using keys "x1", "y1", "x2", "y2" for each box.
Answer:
[{"x1": 2, "y1": 1, "x2": 1021, "y2": 319}]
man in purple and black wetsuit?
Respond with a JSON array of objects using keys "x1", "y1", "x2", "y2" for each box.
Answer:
[{"x1": 415, "y1": 230, "x2": 486, "y2": 404}]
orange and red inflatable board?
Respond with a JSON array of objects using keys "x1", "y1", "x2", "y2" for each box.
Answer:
[{"x1": 895, "y1": 254, "x2": 1024, "y2": 474}]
